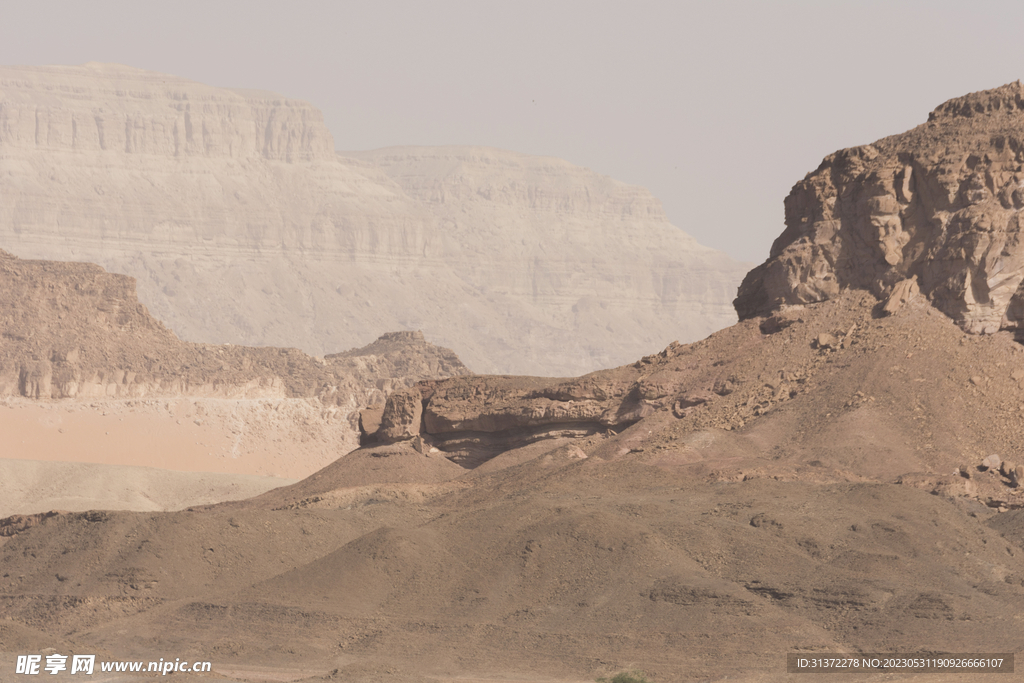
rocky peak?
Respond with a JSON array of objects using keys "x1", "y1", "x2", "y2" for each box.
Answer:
[
  {"x1": 376, "y1": 330, "x2": 426, "y2": 344},
  {"x1": 735, "y1": 80, "x2": 1024, "y2": 337},
  {"x1": 929, "y1": 80, "x2": 1024, "y2": 121}
]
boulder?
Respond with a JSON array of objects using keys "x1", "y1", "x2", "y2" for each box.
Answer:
[
  {"x1": 981, "y1": 454, "x2": 1002, "y2": 471},
  {"x1": 881, "y1": 277, "x2": 920, "y2": 316},
  {"x1": 815, "y1": 333, "x2": 839, "y2": 350},
  {"x1": 359, "y1": 406, "x2": 385, "y2": 439},
  {"x1": 759, "y1": 310, "x2": 804, "y2": 334}
]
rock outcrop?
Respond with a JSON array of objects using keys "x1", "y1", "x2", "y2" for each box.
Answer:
[
  {"x1": 736, "y1": 80, "x2": 1024, "y2": 336},
  {"x1": 364, "y1": 343, "x2": 707, "y2": 467},
  {"x1": 0, "y1": 63, "x2": 748, "y2": 376}
]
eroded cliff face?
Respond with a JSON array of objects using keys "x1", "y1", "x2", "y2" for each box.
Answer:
[
  {"x1": 0, "y1": 63, "x2": 747, "y2": 376},
  {"x1": 736, "y1": 80, "x2": 1024, "y2": 334}
]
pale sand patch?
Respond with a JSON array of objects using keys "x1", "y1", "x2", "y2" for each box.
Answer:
[
  {"x1": 0, "y1": 458, "x2": 296, "y2": 517},
  {"x1": 0, "y1": 396, "x2": 356, "y2": 478},
  {"x1": 212, "y1": 666, "x2": 334, "y2": 681}
]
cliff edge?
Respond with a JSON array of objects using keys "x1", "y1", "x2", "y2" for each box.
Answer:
[{"x1": 735, "y1": 80, "x2": 1024, "y2": 336}]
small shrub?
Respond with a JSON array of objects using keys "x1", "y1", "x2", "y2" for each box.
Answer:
[{"x1": 597, "y1": 671, "x2": 651, "y2": 683}]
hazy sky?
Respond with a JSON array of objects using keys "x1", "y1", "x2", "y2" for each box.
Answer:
[{"x1": 2, "y1": 1, "x2": 1023, "y2": 263}]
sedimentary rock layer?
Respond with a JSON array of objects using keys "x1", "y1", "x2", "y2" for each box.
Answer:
[
  {"x1": 0, "y1": 249, "x2": 469, "y2": 472},
  {"x1": 0, "y1": 63, "x2": 748, "y2": 375},
  {"x1": 366, "y1": 342, "x2": 712, "y2": 467}
]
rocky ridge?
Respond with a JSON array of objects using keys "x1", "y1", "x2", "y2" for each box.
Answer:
[
  {"x1": 0, "y1": 62, "x2": 332, "y2": 161},
  {"x1": 736, "y1": 80, "x2": 1024, "y2": 336},
  {"x1": 0, "y1": 249, "x2": 469, "y2": 472},
  {"x1": 0, "y1": 250, "x2": 467, "y2": 403},
  {"x1": 360, "y1": 288, "x2": 1024, "y2": 511},
  {"x1": 0, "y1": 63, "x2": 748, "y2": 376}
]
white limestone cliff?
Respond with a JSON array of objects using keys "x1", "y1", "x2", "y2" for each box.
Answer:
[{"x1": 0, "y1": 63, "x2": 748, "y2": 375}]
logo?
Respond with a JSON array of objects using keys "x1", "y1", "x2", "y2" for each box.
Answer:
[{"x1": 16, "y1": 655, "x2": 96, "y2": 675}]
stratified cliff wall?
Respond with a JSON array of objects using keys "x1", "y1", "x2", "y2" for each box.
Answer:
[
  {"x1": 736, "y1": 80, "x2": 1024, "y2": 335},
  {"x1": 0, "y1": 63, "x2": 748, "y2": 375},
  {"x1": 0, "y1": 64, "x2": 333, "y2": 160}
]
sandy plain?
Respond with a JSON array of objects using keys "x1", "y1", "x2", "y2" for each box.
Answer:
[
  {"x1": 0, "y1": 397, "x2": 343, "y2": 478},
  {"x1": 0, "y1": 458, "x2": 294, "y2": 519}
]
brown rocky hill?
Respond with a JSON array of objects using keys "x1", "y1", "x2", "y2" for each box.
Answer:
[
  {"x1": 349, "y1": 287, "x2": 1024, "y2": 510},
  {"x1": 0, "y1": 63, "x2": 748, "y2": 376},
  {"x1": 7, "y1": 85, "x2": 1024, "y2": 683},
  {"x1": 4, "y1": 288, "x2": 1024, "y2": 682},
  {"x1": 0, "y1": 249, "x2": 468, "y2": 478}
]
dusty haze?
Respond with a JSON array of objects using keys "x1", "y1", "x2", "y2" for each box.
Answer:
[
  {"x1": 0, "y1": 63, "x2": 748, "y2": 376},
  {"x1": 3, "y1": 2, "x2": 1024, "y2": 263}
]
